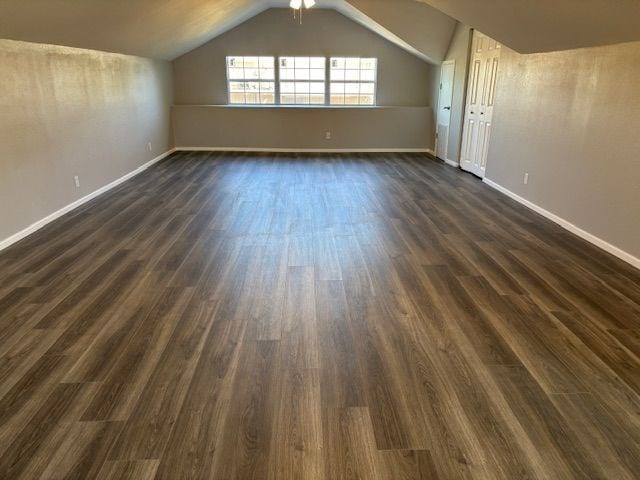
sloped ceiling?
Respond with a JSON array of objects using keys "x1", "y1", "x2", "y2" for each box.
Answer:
[
  {"x1": 0, "y1": 0, "x2": 267, "y2": 60},
  {"x1": 337, "y1": 0, "x2": 456, "y2": 63},
  {"x1": 1, "y1": 0, "x2": 638, "y2": 62},
  {"x1": 0, "y1": 0, "x2": 455, "y2": 62},
  {"x1": 417, "y1": 0, "x2": 640, "y2": 53}
]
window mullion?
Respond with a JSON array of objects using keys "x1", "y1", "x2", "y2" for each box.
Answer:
[
  {"x1": 325, "y1": 57, "x2": 330, "y2": 106},
  {"x1": 275, "y1": 57, "x2": 281, "y2": 106},
  {"x1": 242, "y1": 63, "x2": 247, "y2": 104}
]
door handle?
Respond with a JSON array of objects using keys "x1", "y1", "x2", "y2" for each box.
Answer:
[{"x1": 444, "y1": 106, "x2": 451, "y2": 110}]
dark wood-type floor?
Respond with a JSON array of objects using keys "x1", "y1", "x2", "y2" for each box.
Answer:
[{"x1": 1, "y1": 152, "x2": 639, "y2": 479}]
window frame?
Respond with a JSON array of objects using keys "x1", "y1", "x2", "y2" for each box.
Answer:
[
  {"x1": 278, "y1": 56, "x2": 327, "y2": 106},
  {"x1": 329, "y1": 57, "x2": 378, "y2": 106},
  {"x1": 225, "y1": 56, "x2": 378, "y2": 107},
  {"x1": 226, "y1": 56, "x2": 276, "y2": 105}
]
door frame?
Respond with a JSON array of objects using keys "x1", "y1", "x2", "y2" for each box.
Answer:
[{"x1": 435, "y1": 60, "x2": 456, "y2": 165}]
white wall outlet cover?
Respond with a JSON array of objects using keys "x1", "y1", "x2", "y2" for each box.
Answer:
[
  {"x1": 74, "y1": 176, "x2": 80, "y2": 188},
  {"x1": 325, "y1": 132, "x2": 331, "y2": 140},
  {"x1": 524, "y1": 173, "x2": 529, "y2": 184}
]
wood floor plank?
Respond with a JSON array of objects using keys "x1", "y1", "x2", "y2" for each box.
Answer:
[
  {"x1": 488, "y1": 365, "x2": 603, "y2": 479},
  {"x1": 553, "y1": 309, "x2": 640, "y2": 395},
  {"x1": 458, "y1": 276, "x2": 591, "y2": 394},
  {"x1": 96, "y1": 460, "x2": 160, "y2": 480},
  {"x1": 208, "y1": 339, "x2": 281, "y2": 479},
  {"x1": 267, "y1": 367, "x2": 324, "y2": 480},
  {"x1": 153, "y1": 247, "x2": 260, "y2": 478},
  {"x1": 80, "y1": 287, "x2": 194, "y2": 422},
  {"x1": 0, "y1": 383, "x2": 84, "y2": 478},
  {"x1": 106, "y1": 293, "x2": 218, "y2": 461},
  {"x1": 348, "y1": 295, "x2": 417, "y2": 450},
  {"x1": 316, "y1": 279, "x2": 366, "y2": 409},
  {"x1": 281, "y1": 266, "x2": 319, "y2": 370},
  {"x1": 29, "y1": 420, "x2": 123, "y2": 480},
  {"x1": 0, "y1": 152, "x2": 639, "y2": 479},
  {"x1": 549, "y1": 393, "x2": 640, "y2": 479},
  {"x1": 422, "y1": 264, "x2": 521, "y2": 366}
]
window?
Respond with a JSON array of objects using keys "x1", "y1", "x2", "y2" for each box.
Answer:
[
  {"x1": 226, "y1": 56, "x2": 275, "y2": 105},
  {"x1": 279, "y1": 57, "x2": 326, "y2": 105},
  {"x1": 225, "y1": 56, "x2": 378, "y2": 106},
  {"x1": 330, "y1": 57, "x2": 377, "y2": 105}
]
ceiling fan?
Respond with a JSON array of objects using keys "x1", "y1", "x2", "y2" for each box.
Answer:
[
  {"x1": 290, "y1": 0, "x2": 316, "y2": 9},
  {"x1": 290, "y1": 0, "x2": 316, "y2": 23}
]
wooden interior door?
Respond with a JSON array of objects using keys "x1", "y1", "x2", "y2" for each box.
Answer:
[
  {"x1": 436, "y1": 60, "x2": 455, "y2": 162},
  {"x1": 460, "y1": 31, "x2": 501, "y2": 177}
]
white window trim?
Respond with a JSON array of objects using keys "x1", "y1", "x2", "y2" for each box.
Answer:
[
  {"x1": 226, "y1": 56, "x2": 378, "y2": 107},
  {"x1": 278, "y1": 56, "x2": 327, "y2": 106},
  {"x1": 329, "y1": 57, "x2": 378, "y2": 106},
  {"x1": 226, "y1": 56, "x2": 276, "y2": 105}
]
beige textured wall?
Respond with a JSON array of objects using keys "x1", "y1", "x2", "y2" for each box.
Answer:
[
  {"x1": 486, "y1": 40, "x2": 640, "y2": 260},
  {"x1": 173, "y1": 105, "x2": 433, "y2": 150},
  {"x1": 172, "y1": 8, "x2": 435, "y2": 150},
  {"x1": 0, "y1": 39, "x2": 173, "y2": 243},
  {"x1": 173, "y1": 8, "x2": 435, "y2": 106},
  {"x1": 441, "y1": 23, "x2": 471, "y2": 163}
]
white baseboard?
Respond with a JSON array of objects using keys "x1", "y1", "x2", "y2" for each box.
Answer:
[
  {"x1": 428, "y1": 151, "x2": 458, "y2": 167},
  {"x1": 0, "y1": 148, "x2": 177, "y2": 253},
  {"x1": 483, "y1": 178, "x2": 640, "y2": 270},
  {"x1": 444, "y1": 158, "x2": 460, "y2": 168},
  {"x1": 176, "y1": 147, "x2": 432, "y2": 154}
]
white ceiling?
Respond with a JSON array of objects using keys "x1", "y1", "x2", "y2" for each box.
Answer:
[{"x1": 1, "y1": 0, "x2": 639, "y2": 62}]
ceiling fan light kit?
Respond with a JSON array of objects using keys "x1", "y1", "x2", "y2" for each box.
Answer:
[
  {"x1": 290, "y1": 0, "x2": 316, "y2": 23},
  {"x1": 290, "y1": 0, "x2": 316, "y2": 8}
]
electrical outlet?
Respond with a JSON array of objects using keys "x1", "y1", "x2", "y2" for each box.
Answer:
[
  {"x1": 74, "y1": 176, "x2": 80, "y2": 188},
  {"x1": 325, "y1": 131, "x2": 331, "y2": 140},
  {"x1": 147, "y1": 142, "x2": 152, "y2": 152},
  {"x1": 524, "y1": 172, "x2": 529, "y2": 185}
]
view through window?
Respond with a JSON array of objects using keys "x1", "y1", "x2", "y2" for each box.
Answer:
[
  {"x1": 279, "y1": 57, "x2": 326, "y2": 105},
  {"x1": 226, "y1": 56, "x2": 276, "y2": 105},
  {"x1": 330, "y1": 57, "x2": 377, "y2": 105},
  {"x1": 226, "y1": 56, "x2": 377, "y2": 106}
]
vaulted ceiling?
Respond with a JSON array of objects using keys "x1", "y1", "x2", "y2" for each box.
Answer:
[
  {"x1": 0, "y1": 0, "x2": 457, "y2": 63},
  {"x1": 1, "y1": 0, "x2": 639, "y2": 62},
  {"x1": 341, "y1": 0, "x2": 456, "y2": 63},
  {"x1": 0, "y1": 0, "x2": 267, "y2": 60}
]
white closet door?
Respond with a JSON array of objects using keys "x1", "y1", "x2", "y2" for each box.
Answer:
[{"x1": 460, "y1": 31, "x2": 501, "y2": 178}]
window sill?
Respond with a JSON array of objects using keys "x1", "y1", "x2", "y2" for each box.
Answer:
[
  {"x1": 227, "y1": 104, "x2": 379, "y2": 109},
  {"x1": 173, "y1": 104, "x2": 429, "y2": 110}
]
